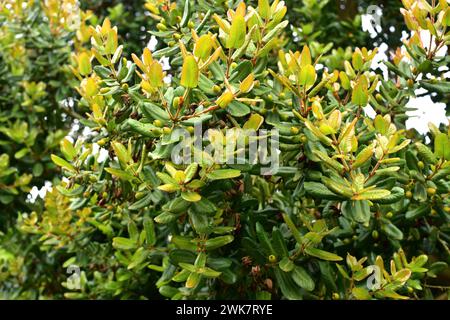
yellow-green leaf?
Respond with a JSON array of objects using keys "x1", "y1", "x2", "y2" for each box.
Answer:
[
  {"x1": 180, "y1": 55, "x2": 199, "y2": 88},
  {"x1": 51, "y1": 154, "x2": 75, "y2": 172},
  {"x1": 298, "y1": 65, "x2": 316, "y2": 88},
  {"x1": 181, "y1": 191, "x2": 201, "y2": 202},
  {"x1": 148, "y1": 61, "x2": 163, "y2": 88},
  {"x1": 194, "y1": 35, "x2": 213, "y2": 60},
  {"x1": 226, "y1": 14, "x2": 246, "y2": 49},
  {"x1": 207, "y1": 169, "x2": 241, "y2": 180},
  {"x1": 353, "y1": 189, "x2": 391, "y2": 200},
  {"x1": 78, "y1": 52, "x2": 92, "y2": 76},
  {"x1": 304, "y1": 246, "x2": 343, "y2": 261}
]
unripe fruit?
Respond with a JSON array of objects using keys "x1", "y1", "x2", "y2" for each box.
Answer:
[
  {"x1": 407, "y1": 79, "x2": 414, "y2": 87},
  {"x1": 267, "y1": 94, "x2": 273, "y2": 101},
  {"x1": 260, "y1": 108, "x2": 267, "y2": 115},
  {"x1": 290, "y1": 127, "x2": 299, "y2": 135},
  {"x1": 121, "y1": 83, "x2": 128, "y2": 90},
  {"x1": 230, "y1": 62, "x2": 238, "y2": 69},
  {"x1": 213, "y1": 85, "x2": 221, "y2": 94},
  {"x1": 332, "y1": 293, "x2": 340, "y2": 300},
  {"x1": 371, "y1": 230, "x2": 379, "y2": 239},
  {"x1": 188, "y1": 21, "x2": 195, "y2": 29},
  {"x1": 163, "y1": 127, "x2": 172, "y2": 134},
  {"x1": 375, "y1": 93, "x2": 383, "y2": 103},
  {"x1": 279, "y1": 92, "x2": 286, "y2": 99},
  {"x1": 173, "y1": 33, "x2": 181, "y2": 40},
  {"x1": 431, "y1": 209, "x2": 437, "y2": 216},
  {"x1": 168, "y1": 41, "x2": 176, "y2": 47},
  {"x1": 97, "y1": 138, "x2": 107, "y2": 146},
  {"x1": 427, "y1": 187, "x2": 436, "y2": 196},
  {"x1": 300, "y1": 135, "x2": 308, "y2": 143},
  {"x1": 268, "y1": 255, "x2": 277, "y2": 263},
  {"x1": 418, "y1": 161, "x2": 424, "y2": 169},
  {"x1": 153, "y1": 119, "x2": 163, "y2": 127},
  {"x1": 157, "y1": 23, "x2": 167, "y2": 31},
  {"x1": 406, "y1": 191, "x2": 413, "y2": 198},
  {"x1": 386, "y1": 212, "x2": 393, "y2": 219},
  {"x1": 444, "y1": 207, "x2": 450, "y2": 213},
  {"x1": 135, "y1": 191, "x2": 145, "y2": 200},
  {"x1": 172, "y1": 97, "x2": 181, "y2": 108},
  {"x1": 187, "y1": 126, "x2": 194, "y2": 134}
]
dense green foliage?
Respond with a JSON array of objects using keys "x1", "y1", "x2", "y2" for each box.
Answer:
[{"x1": 0, "y1": 0, "x2": 449, "y2": 300}]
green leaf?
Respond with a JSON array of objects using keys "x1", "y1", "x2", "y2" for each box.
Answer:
[
  {"x1": 274, "y1": 268, "x2": 303, "y2": 300},
  {"x1": 291, "y1": 266, "x2": 315, "y2": 291},
  {"x1": 128, "y1": 247, "x2": 148, "y2": 270},
  {"x1": 154, "y1": 211, "x2": 179, "y2": 224},
  {"x1": 184, "y1": 163, "x2": 198, "y2": 183},
  {"x1": 226, "y1": 14, "x2": 246, "y2": 49},
  {"x1": 352, "y1": 287, "x2": 371, "y2": 300},
  {"x1": 181, "y1": 191, "x2": 201, "y2": 202},
  {"x1": 282, "y1": 214, "x2": 303, "y2": 245},
  {"x1": 353, "y1": 189, "x2": 391, "y2": 201},
  {"x1": 352, "y1": 77, "x2": 368, "y2": 106},
  {"x1": 304, "y1": 182, "x2": 345, "y2": 200},
  {"x1": 143, "y1": 217, "x2": 156, "y2": 246},
  {"x1": 194, "y1": 35, "x2": 213, "y2": 60},
  {"x1": 112, "y1": 237, "x2": 137, "y2": 250},
  {"x1": 258, "y1": 0, "x2": 270, "y2": 19},
  {"x1": 180, "y1": 55, "x2": 199, "y2": 88},
  {"x1": 198, "y1": 267, "x2": 221, "y2": 278},
  {"x1": 60, "y1": 138, "x2": 77, "y2": 161},
  {"x1": 298, "y1": 65, "x2": 316, "y2": 88},
  {"x1": 419, "y1": 80, "x2": 450, "y2": 94},
  {"x1": 256, "y1": 222, "x2": 275, "y2": 255},
  {"x1": 375, "y1": 187, "x2": 404, "y2": 204},
  {"x1": 51, "y1": 155, "x2": 75, "y2": 173},
  {"x1": 207, "y1": 169, "x2": 241, "y2": 180},
  {"x1": 405, "y1": 204, "x2": 430, "y2": 220},
  {"x1": 279, "y1": 257, "x2": 295, "y2": 272},
  {"x1": 416, "y1": 142, "x2": 437, "y2": 164},
  {"x1": 186, "y1": 271, "x2": 201, "y2": 288},
  {"x1": 189, "y1": 210, "x2": 210, "y2": 234},
  {"x1": 393, "y1": 269, "x2": 411, "y2": 283},
  {"x1": 381, "y1": 221, "x2": 403, "y2": 240},
  {"x1": 129, "y1": 192, "x2": 154, "y2": 211},
  {"x1": 304, "y1": 247, "x2": 343, "y2": 262},
  {"x1": 342, "y1": 200, "x2": 371, "y2": 224},
  {"x1": 243, "y1": 113, "x2": 264, "y2": 131},
  {"x1": 227, "y1": 101, "x2": 250, "y2": 117},
  {"x1": 353, "y1": 145, "x2": 374, "y2": 168},
  {"x1": 205, "y1": 235, "x2": 234, "y2": 250},
  {"x1": 434, "y1": 133, "x2": 450, "y2": 159}
]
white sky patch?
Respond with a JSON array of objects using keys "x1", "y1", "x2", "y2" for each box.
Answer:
[
  {"x1": 361, "y1": 5, "x2": 383, "y2": 38},
  {"x1": 405, "y1": 92, "x2": 448, "y2": 135},
  {"x1": 363, "y1": 105, "x2": 377, "y2": 119},
  {"x1": 361, "y1": 11, "x2": 448, "y2": 135},
  {"x1": 147, "y1": 35, "x2": 158, "y2": 51},
  {"x1": 28, "y1": 181, "x2": 53, "y2": 203},
  {"x1": 370, "y1": 42, "x2": 389, "y2": 80}
]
